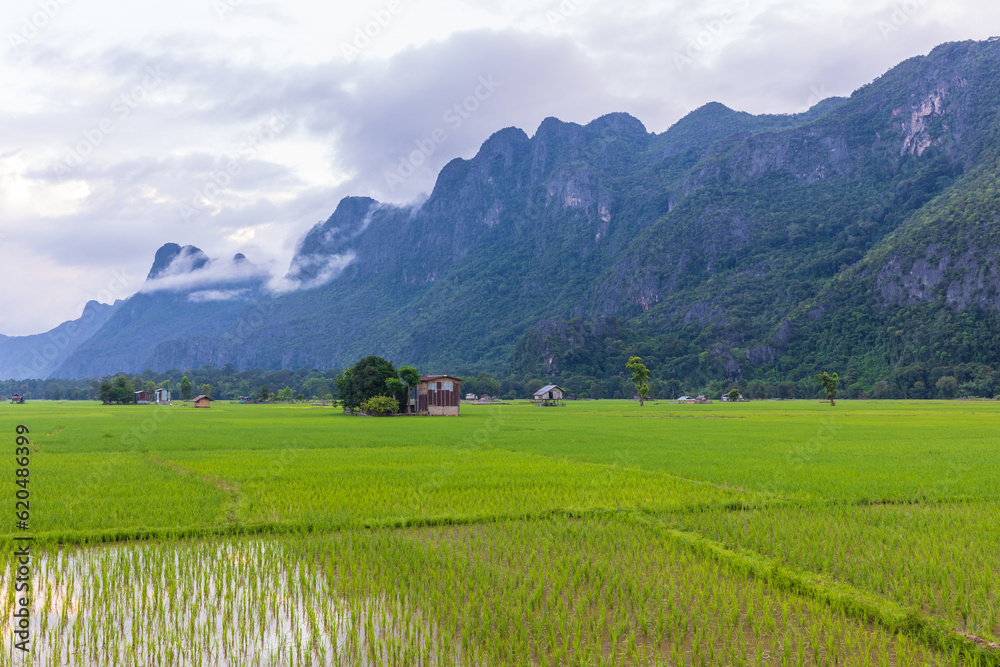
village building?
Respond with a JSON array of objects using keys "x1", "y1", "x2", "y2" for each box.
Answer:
[
  {"x1": 673, "y1": 395, "x2": 713, "y2": 405},
  {"x1": 154, "y1": 388, "x2": 171, "y2": 405},
  {"x1": 134, "y1": 391, "x2": 152, "y2": 405},
  {"x1": 533, "y1": 385, "x2": 565, "y2": 407},
  {"x1": 417, "y1": 376, "x2": 462, "y2": 416},
  {"x1": 192, "y1": 395, "x2": 214, "y2": 409}
]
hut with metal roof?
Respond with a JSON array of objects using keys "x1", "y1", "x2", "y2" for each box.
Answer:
[
  {"x1": 532, "y1": 384, "x2": 565, "y2": 406},
  {"x1": 417, "y1": 376, "x2": 462, "y2": 416}
]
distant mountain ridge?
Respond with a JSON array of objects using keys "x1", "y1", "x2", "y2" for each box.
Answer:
[
  {"x1": 0, "y1": 301, "x2": 120, "y2": 380},
  {"x1": 48, "y1": 246, "x2": 268, "y2": 380},
  {"x1": 7, "y1": 39, "x2": 1000, "y2": 391}
]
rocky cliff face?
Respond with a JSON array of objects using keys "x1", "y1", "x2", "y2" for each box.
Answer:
[
  {"x1": 38, "y1": 38, "x2": 1000, "y2": 383},
  {"x1": 53, "y1": 246, "x2": 267, "y2": 378}
]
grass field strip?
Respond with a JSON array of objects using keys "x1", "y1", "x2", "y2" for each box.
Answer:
[
  {"x1": 0, "y1": 517, "x2": 985, "y2": 666},
  {"x1": 670, "y1": 502, "x2": 1000, "y2": 643},
  {"x1": 1, "y1": 401, "x2": 998, "y2": 665}
]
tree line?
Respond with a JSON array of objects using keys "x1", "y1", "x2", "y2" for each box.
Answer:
[{"x1": 5, "y1": 359, "x2": 1000, "y2": 403}]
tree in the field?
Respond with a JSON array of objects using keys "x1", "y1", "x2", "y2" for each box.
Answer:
[
  {"x1": 815, "y1": 372, "x2": 839, "y2": 406},
  {"x1": 626, "y1": 356, "x2": 650, "y2": 407},
  {"x1": 160, "y1": 379, "x2": 171, "y2": 391},
  {"x1": 727, "y1": 388, "x2": 741, "y2": 403},
  {"x1": 336, "y1": 356, "x2": 399, "y2": 412},
  {"x1": 777, "y1": 382, "x2": 796, "y2": 400},
  {"x1": 663, "y1": 378, "x2": 681, "y2": 400},
  {"x1": 360, "y1": 395, "x2": 399, "y2": 416},
  {"x1": 385, "y1": 378, "x2": 406, "y2": 413},
  {"x1": 180, "y1": 376, "x2": 194, "y2": 400},
  {"x1": 201, "y1": 384, "x2": 212, "y2": 398},
  {"x1": 259, "y1": 384, "x2": 270, "y2": 402},
  {"x1": 99, "y1": 377, "x2": 112, "y2": 404},
  {"x1": 145, "y1": 380, "x2": 156, "y2": 395},
  {"x1": 935, "y1": 375, "x2": 958, "y2": 399},
  {"x1": 399, "y1": 366, "x2": 420, "y2": 412},
  {"x1": 100, "y1": 375, "x2": 134, "y2": 405}
]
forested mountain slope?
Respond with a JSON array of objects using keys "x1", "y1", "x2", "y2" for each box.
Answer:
[{"x1": 29, "y1": 38, "x2": 1000, "y2": 399}]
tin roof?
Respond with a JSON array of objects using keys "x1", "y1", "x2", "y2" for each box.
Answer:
[
  {"x1": 534, "y1": 385, "x2": 562, "y2": 395},
  {"x1": 420, "y1": 375, "x2": 462, "y2": 382}
]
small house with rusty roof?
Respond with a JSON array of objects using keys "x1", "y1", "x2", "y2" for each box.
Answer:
[{"x1": 417, "y1": 376, "x2": 462, "y2": 416}]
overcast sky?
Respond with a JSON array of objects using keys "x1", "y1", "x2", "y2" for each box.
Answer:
[{"x1": 0, "y1": 0, "x2": 996, "y2": 335}]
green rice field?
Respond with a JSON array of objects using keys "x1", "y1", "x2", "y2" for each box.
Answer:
[{"x1": 0, "y1": 399, "x2": 998, "y2": 665}]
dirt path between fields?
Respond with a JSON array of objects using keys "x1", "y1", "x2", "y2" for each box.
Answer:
[{"x1": 147, "y1": 455, "x2": 241, "y2": 500}]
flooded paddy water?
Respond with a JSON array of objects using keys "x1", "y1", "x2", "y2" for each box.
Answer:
[
  {"x1": 0, "y1": 519, "x2": 971, "y2": 666},
  {"x1": 0, "y1": 538, "x2": 456, "y2": 667}
]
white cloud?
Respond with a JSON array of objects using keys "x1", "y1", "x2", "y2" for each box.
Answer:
[
  {"x1": 141, "y1": 256, "x2": 267, "y2": 294},
  {"x1": 187, "y1": 288, "x2": 253, "y2": 303},
  {"x1": 271, "y1": 252, "x2": 358, "y2": 294}
]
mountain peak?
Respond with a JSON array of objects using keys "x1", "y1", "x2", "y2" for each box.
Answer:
[
  {"x1": 286, "y1": 196, "x2": 381, "y2": 283},
  {"x1": 585, "y1": 112, "x2": 648, "y2": 136},
  {"x1": 147, "y1": 243, "x2": 209, "y2": 280}
]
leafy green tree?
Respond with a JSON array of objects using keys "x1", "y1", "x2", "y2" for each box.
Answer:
[
  {"x1": 385, "y1": 378, "x2": 407, "y2": 410},
  {"x1": 747, "y1": 380, "x2": 768, "y2": 400},
  {"x1": 626, "y1": 356, "x2": 650, "y2": 406},
  {"x1": 201, "y1": 384, "x2": 212, "y2": 398},
  {"x1": 777, "y1": 382, "x2": 796, "y2": 400},
  {"x1": 160, "y1": 379, "x2": 171, "y2": 391},
  {"x1": 399, "y1": 366, "x2": 420, "y2": 412},
  {"x1": 815, "y1": 371, "x2": 840, "y2": 406},
  {"x1": 145, "y1": 380, "x2": 156, "y2": 395},
  {"x1": 98, "y1": 377, "x2": 112, "y2": 404},
  {"x1": 114, "y1": 376, "x2": 135, "y2": 405},
  {"x1": 259, "y1": 384, "x2": 270, "y2": 402},
  {"x1": 302, "y1": 378, "x2": 331, "y2": 400},
  {"x1": 180, "y1": 376, "x2": 194, "y2": 400},
  {"x1": 663, "y1": 378, "x2": 681, "y2": 400},
  {"x1": 336, "y1": 356, "x2": 399, "y2": 412},
  {"x1": 936, "y1": 375, "x2": 958, "y2": 399},
  {"x1": 100, "y1": 375, "x2": 134, "y2": 405},
  {"x1": 872, "y1": 380, "x2": 891, "y2": 399},
  {"x1": 360, "y1": 395, "x2": 399, "y2": 416},
  {"x1": 727, "y1": 388, "x2": 741, "y2": 402}
]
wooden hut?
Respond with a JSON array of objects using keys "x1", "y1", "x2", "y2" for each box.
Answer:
[
  {"x1": 134, "y1": 391, "x2": 152, "y2": 405},
  {"x1": 533, "y1": 385, "x2": 565, "y2": 407},
  {"x1": 417, "y1": 376, "x2": 462, "y2": 416},
  {"x1": 192, "y1": 395, "x2": 214, "y2": 409}
]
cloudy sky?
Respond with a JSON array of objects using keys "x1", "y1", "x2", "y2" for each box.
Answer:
[{"x1": 0, "y1": 0, "x2": 996, "y2": 335}]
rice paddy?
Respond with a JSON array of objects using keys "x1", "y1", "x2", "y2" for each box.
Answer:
[{"x1": 0, "y1": 399, "x2": 998, "y2": 665}]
